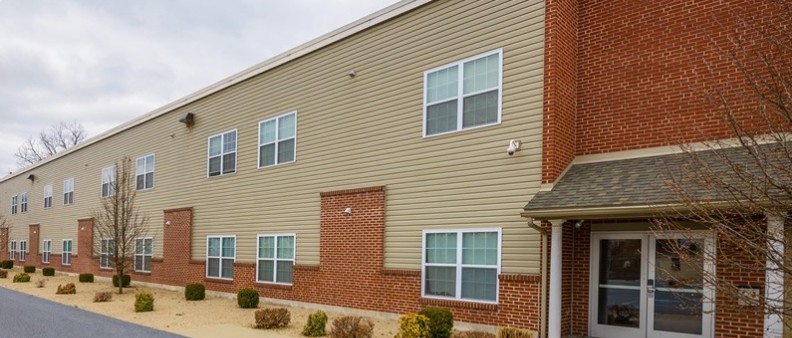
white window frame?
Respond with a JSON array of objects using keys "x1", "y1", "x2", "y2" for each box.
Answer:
[
  {"x1": 10, "y1": 195, "x2": 17, "y2": 214},
  {"x1": 100, "y1": 238, "x2": 114, "y2": 269},
  {"x1": 135, "y1": 154, "x2": 156, "y2": 191},
  {"x1": 43, "y1": 184, "x2": 53, "y2": 209},
  {"x1": 421, "y1": 228, "x2": 502, "y2": 304},
  {"x1": 257, "y1": 112, "x2": 297, "y2": 168},
  {"x1": 256, "y1": 233, "x2": 296, "y2": 285},
  {"x1": 20, "y1": 192, "x2": 27, "y2": 213},
  {"x1": 207, "y1": 129, "x2": 238, "y2": 177},
  {"x1": 63, "y1": 178, "x2": 74, "y2": 205},
  {"x1": 101, "y1": 166, "x2": 116, "y2": 198},
  {"x1": 19, "y1": 240, "x2": 27, "y2": 262},
  {"x1": 9, "y1": 240, "x2": 16, "y2": 261},
  {"x1": 42, "y1": 240, "x2": 51, "y2": 264},
  {"x1": 134, "y1": 237, "x2": 153, "y2": 273},
  {"x1": 62, "y1": 239, "x2": 73, "y2": 266},
  {"x1": 206, "y1": 235, "x2": 236, "y2": 280},
  {"x1": 422, "y1": 49, "x2": 503, "y2": 137}
]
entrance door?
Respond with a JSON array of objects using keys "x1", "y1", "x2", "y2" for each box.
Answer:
[{"x1": 590, "y1": 233, "x2": 714, "y2": 338}]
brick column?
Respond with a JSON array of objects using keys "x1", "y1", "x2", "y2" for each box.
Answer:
[
  {"x1": 160, "y1": 207, "x2": 194, "y2": 285},
  {"x1": 0, "y1": 227, "x2": 7, "y2": 261},
  {"x1": 29, "y1": 224, "x2": 40, "y2": 267},
  {"x1": 77, "y1": 218, "x2": 94, "y2": 272}
]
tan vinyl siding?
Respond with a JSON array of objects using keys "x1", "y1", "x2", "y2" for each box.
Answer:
[{"x1": 0, "y1": 0, "x2": 544, "y2": 274}]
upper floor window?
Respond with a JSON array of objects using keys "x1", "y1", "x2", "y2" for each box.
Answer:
[
  {"x1": 63, "y1": 178, "x2": 74, "y2": 205},
  {"x1": 258, "y1": 112, "x2": 296, "y2": 168},
  {"x1": 256, "y1": 234, "x2": 295, "y2": 284},
  {"x1": 136, "y1": 154, "x2": 155, "y2": 190},
  {"x1": 423, "y1": 49, "x2": 502, "y2": 136},
  {"x1": 10, "y1": 195, "x2": 17, "y2": 214},
  {"x1": 43, "y1": 184, "x2": 53, "y2": 209},
  {"x1": 20, "y1": 192, "x2": 28, "y2": 213},
  {"x1": 208, "y1": 130, "x2": 237, "y2": 177},
  {"x1": 101, "y1": 166, "x2": 116, "y2": 197},
  {"x1": 206, "y1": 235, "x2": 235, "y2": 279}
]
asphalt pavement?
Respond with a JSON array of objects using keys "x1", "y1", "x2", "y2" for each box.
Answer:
[{"x1": 0, "y1": 287, "x2": 185, "y2": 338}]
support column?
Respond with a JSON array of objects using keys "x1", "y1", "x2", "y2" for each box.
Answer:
[
  {"x1": 548, "y1": 219, "x2": 565, "y2": 338},
  {"x1": 765, "y1": 213, "x2": 785, "y2": 338}
]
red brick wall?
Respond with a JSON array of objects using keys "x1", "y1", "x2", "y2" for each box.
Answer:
[
  {"x1": 713, "y1": 235, "x2": 765, "y2": 338},
  {"x1": 0, "y1": 227, "x2": 7, "y2": 262},
  {"x1": 28, "y1": 224, "x2": 40, "y2": 266}
]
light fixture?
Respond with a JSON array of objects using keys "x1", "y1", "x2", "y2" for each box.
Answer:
[
  {"x1": 165, "y1": 220, "x2": 172, "y2": 226},
  {"x1": 348, "y1": 70, "x2": 357, "y2": 78},
  {"x1": 27, "y1": 174, "x2": 35, "y2": 182},
  {"x1": 507, "y1": 140, "x2": 522, "y2": 156},
  {"x1": 574, "y1": 220, "x2": 584, "y2": 228},
  {"x1": 178, "y1": 112, "x2": 195, "y2": 126},
  {"x1": 343, "y1": 208, "x2": 352, "y2": 216}
]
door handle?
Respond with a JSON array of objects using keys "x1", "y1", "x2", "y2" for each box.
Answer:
[{"x1": 647, "y1": 279, "x2": 655, "y2": 294}]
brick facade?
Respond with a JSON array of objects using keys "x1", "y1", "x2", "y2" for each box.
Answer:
[
  {"x1": 28, "y1": 224, "x2": 40, "y2": 266},
  {"x1": 0, "y1": 227, "x2": 7, "y2": 262}
]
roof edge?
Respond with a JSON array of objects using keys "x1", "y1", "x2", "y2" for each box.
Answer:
[{"x1": 521, "y1": 202, "x2": 739, "y2": 220}]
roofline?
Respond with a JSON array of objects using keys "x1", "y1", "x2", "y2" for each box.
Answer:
[
  {"x1": 1, "y1": 0, "x2": 431, "y2": 183},
  {"x1": 521, "y1": 201, "x2": 739, "y2": 220}
]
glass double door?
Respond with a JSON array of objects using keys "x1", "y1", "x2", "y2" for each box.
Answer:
[{"x1": 590, "y1": 233, "x2": 714, "y2": 338}]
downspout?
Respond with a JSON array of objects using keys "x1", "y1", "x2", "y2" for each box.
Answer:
[{"x1": 527, "y1": 218, "x2": 547, "y2": 338}]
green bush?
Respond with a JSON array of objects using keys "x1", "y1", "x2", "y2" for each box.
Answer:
[
  {"x1": 185, "y1": 283, "x2": 205, "y2": 301},
  {"x1": 237, "y1": 288, "x2": 259, "y2": 308},
  {"x1": 254, "y1": 307, "x2": 291, "y2": 329},
  {"x1": 397, "y1": 314, "x2": 431, "y2": 338},
  {"x1": 79, "y1": 273, "x2": 94, "y2": 283},
  {"x1": 42, "y1": 267, "x2": 55, "y2": 276},
  {"x1": 23, "y1": 265, "x2": 35, "y2": 273},
  {"x1": 112, "y1": 274, "x2": 131, "y2": 287},
  {"x1": 302, "y1": 311, "x2": 328, "y2": 337},
  {"x1": 1, "y1": 260, "x2": 12, "y2": 269},
  {"x1": 419, "y1": 307, "x2": 454, "y2": 338},
  {"x1": 329, "y1": 316, "x2": 374, "y2": 338},
  {"x1": 496, "y1": 327, "x2": 534, "y2": 338},
  {"x1": 135, "y1": 291, "x2": 155, "y2": 312},
  {"x1": 12, "y1": 273, "x2": 30, "y2": 283}
]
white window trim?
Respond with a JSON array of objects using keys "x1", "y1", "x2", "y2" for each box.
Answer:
[
  {"x1": 101, "y1": 166, "x2": 116, "y2": 198},
  {"x1": 134, "y1": 237, "x2": 153, "y2": 273},
  {"x1": 20, "y1": 192, "x2": 28, "y2": 213},
  {"x1": 9, "y1": 240, "x2": 16, "y2": 261},
  {"x1": 255, "y1": 233, "x2": 296, "y2": 285},
  {"x1": 10, "y1": 195, "x2": 17, "y2": 214},
  {"x1": 19, "y1": 240, "x2": 27, "y2": 262},
  {"x1": 422, "y1": 49, "x2": 504, "y2": 138},
  {"x1": 420, "y1": 228, "x2": 502, "y2": 304},
  {"x1": 257, "y1": 111, "x2": 298, "y2": 169},
  {"x1": 43, "y1": 184, "x2": 53, "y2": 209},
  {"x1": 206, "y1": 129, "x2": 238, "y2": 177},
  {"x1": 135, "y1": 154, "x2": 156, "y2": 191},
  {"x1": 42, "y1": 240, "x2": 51, "y2": 264},
  {"x1": 62, "y1": 239, "x2": 73, "y2": 266},
  {"x1": 206, "y1": 235, "x2": 236, "y2": 280},
  {"x1": 63, "y1": 178, "x2": 75, "y2": 205},
  {"x1": 100, "y1": 238, "x2": 114, "y2": 269}
]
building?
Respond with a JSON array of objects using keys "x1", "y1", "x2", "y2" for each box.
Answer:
[{"x1": 0, "y1": 1, "x2": 786, "y2": 338}]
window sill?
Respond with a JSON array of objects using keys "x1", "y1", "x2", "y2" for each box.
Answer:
[
  {"x1": 204, "y1": 277, "x2": 234, "y2": 284},
  {"x1": 419, "y1": 297, "x2": 498, "y2": 311},
  {"x1": 255, "y1": 282, "x2": 292, "y2": 290},
  {"x1": 99, "y1": 267, "x2": 113, "y2": 271},
  {"x1": 132, "y1": 271, "x2": 151, "y2": 276}
]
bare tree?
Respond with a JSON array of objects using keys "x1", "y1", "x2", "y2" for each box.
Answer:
[
  {"x1": 15, "y1": 121, "x2": 86, "y2": 167},
  {"x1": 653, "y1": 0, "x2": 791, "y2": 331},
  {"x1": 93, "y1": 156, "x2": 149, "y2": 294}
]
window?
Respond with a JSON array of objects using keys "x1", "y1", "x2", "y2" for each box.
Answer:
[
  {"x1": 63, "y1": 178, "x2": 74, "y2": 205},
  {"x1": 423, "y1": 49, "x2": 503, "y2": 136},
  {"x1": 136, "y1": 154, "x2": 155, "y2": 190},
  {"x1": 258, "y1": 112, "x2": 296, "y2": 168},
  {"x1": 135, "y1": 238, "x2": 153, "y2": 272},
  {"x1": 62, "y1": 239, "x2": 73, "y2": 266},
  {"x1": 101, "y1": 166, "x2": 116, "y2": 197},
  {"x1": 19, "y1": 240, "x2": 27, "y2": 261},
  {"x1": 43, "y1": 184, "x2": 53, "y2": 209},
  {"x1": 9, "y1": 240, "x2": 16, "y2": 261},
  {"x1": 206, "y1": 236, "x2": 235, "y2": 279},
  {"x1": 422, "y1": 229, "x2": 501, "y2": 303},
  {"x1": 20, "y1": 192, "x2": 28, "y2": 213},
  {"x1": 10, "y1": 195, "x2": 17, "y2": 214},
  {"x1": 42, "y1": 240, "x2": 51, "y2": 264},
  {"x1": 208, "y1": 130, "x2": 237, "y2": 177},
  {"x1": 256, "y1": 234, "x2": 295, "y2": 284},
  {"x1": 100, "y1": 239, "x2": 114, "y2": 269}
]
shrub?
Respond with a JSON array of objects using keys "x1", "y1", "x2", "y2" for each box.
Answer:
[
  {"x1": 496, "y1": 327, "x2": 534, "y2": 338},
  {"x1": 12, "y1": 273, "x2": 30, "y2": 283},
  {"x1": 451, "y1": 332, "x2": 495, "y2": 338},
  {"x1": 185, "y1": 283, "x2": 205, "y2": 301},
  {"x1": 0, "y1": 270, "x2": 7, "y2": 278},
  {"x1": 237, "y1": 288, "x2": 259, "y2": 309},
  {"x1": 36, "y1": 279, "x2": 46, "y2": 288},
  {"x1": 42, "y1": 267, "x2": 55, "y2": 276},
  {"x1": 79, "y1": 273, "x2": 94, "y2": 283},
  {"x1": 254, "y1": 307, "x2": 291, "y2": 329},
  {"x1": 396, "y1": 314, "x2": 431, "y2": 338},
  {"x1": 23, "y1": 265, "x2": 35, "y2": 273},
  {"x1": 135, "y1": 291, "x2": 154, "y2": 312},
  {"x1": 419, "y1": 307, "x2": 454, "y2": 338},
  {"x1": 302, "y1": 311, "x2": 328, "y2": 337},
  {"x1": 329, "y1": 316, "x2": 374, "y2": 338},
  {"x1": 112, "y1": 274, "x2": 131, "y2": 287},
  {"x1": 94, "y1": 291, "x2": 113, "y2": 303},
  {"x1": 1, "y1": 260, "x2": 12, "y2": 269},
  {"x1": 56, "y1": 283, "x2": 76, "y2": 294}
]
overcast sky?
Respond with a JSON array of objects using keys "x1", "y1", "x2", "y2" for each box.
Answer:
[{"x1": 0, "y1": 0, "x2": 398, "y2": 175}]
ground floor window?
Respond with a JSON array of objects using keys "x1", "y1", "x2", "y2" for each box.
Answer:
[
  {"x1": 206, "y1": 236, "x2": 235, "y2": 279},
  {"x1": 256, "y1": 234, "x2": 295, "y2": 284},
  {"x1": 42, "y1": 240, "x2": 51, "y2": 264},
  {"x1": 9, "y1": 240, "x2": 16, "y2": 261},
  {"x1": 422, "y1": 229, "x2": 501, "y2": 303},
  {"x1": 19, "y1": 240, "x2": 27, "y2": 261},
  {"x1": 135, "y1": 238, "x2": 153, "y2": 272},
  {"x1": 100, "y1": 239, "x2": 114, "y2": 269},
  {"x1": 62, "y1": 239, "x2": 73, "y2": 265}
]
